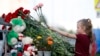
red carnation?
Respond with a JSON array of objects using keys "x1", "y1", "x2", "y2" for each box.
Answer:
[
  {"x1": 2, "y1": 13, "x2": 6, "y2": 18},
  {"x1": 14, "y1": 7, "x2": 24, "y2": 16},
  {"x1": 15, "y1": 7, "x2": 24, "y2": 12},
  {"x1": 14, "y1": 10, "x2": 19, "y2": 16},
  {"x1": 5, "y1": 12, "x2": 12, "y2": 23},
  {"x1": 12, "y1": 12, "x2": 18, "y2": 18},
  {"x1": 18, "y1": 7, "x2": 24, "y2": 11},
  {"x1": 23, "y1": 10, "x2": 30, "y2": 14}
]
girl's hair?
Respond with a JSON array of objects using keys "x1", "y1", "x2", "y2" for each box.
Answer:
[{"x1": 78, "y1": 18, "x2": 93, "y2": 39}]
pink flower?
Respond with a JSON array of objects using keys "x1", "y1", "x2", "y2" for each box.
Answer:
[
  {"x1": 36, "y1": 5, "x2": 39, "y2": 8},
  {"x1": 36, "y1": 3, "x2": 43, "y2": 8},
  {"x1": 33, "y1": 6, "x2": 38, "y2": 11},
  {"x1": 38, "y1": 3, "x2": 43, "y2": 8}
]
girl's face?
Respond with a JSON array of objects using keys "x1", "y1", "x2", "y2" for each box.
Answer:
[{"x1": 77, "y1": 22, "x2": 85, "y2": 34}]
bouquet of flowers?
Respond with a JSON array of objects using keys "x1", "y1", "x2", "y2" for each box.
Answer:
[{"x1": 1, "y1": 3, "x2": 74, "y2": 56}]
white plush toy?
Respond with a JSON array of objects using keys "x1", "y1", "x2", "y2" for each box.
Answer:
[{"x1": 22, "y1": 37, "x2": 37, "y2": 56}]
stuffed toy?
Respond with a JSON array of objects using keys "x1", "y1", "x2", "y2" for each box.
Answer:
[
  {"x1": 22, "y1": 37, "x2": 37, "y2": 56},
  {"x1": 10, "y1": 38, "x2": 24, "y2": 56},
  {"x1": 14, "y1": 33, "x2": 24, "y2": 53},
  {"x1": 7, "y1": 16, "x2": 26, "y2": 46},
  {"x1": 7, "y1": 17, "x2": 26, "y2": 56},
  {"x1": 10, "y1": 42, "x2": 23, "y2": 56}
]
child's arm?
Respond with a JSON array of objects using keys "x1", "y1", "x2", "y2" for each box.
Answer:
[{"x1": 49, "y1": 27, "x2": 77, "y2": 39}]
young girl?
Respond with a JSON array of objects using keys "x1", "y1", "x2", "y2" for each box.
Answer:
[{"x1": 49, "y1": 19, "x2": 93, "y2": 56}]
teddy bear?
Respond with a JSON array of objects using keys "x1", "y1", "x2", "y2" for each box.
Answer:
[
  {"x1": 7, "y1": 16, "x2": 26, "y2": 46},
  {"x1": 22, "y1": 37, "x2": 37, "y2": 56},
  {"x1": 7, "y1": 16, "x2": 26, "y2": 56}
]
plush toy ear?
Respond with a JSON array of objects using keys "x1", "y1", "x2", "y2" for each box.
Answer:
[{"x1": 7, "y1": 30, "x2": 18, "y2": 45}]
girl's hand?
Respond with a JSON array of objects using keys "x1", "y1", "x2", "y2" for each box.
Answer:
[{"x1": 49, "y1": 26, "x2": 76, "y2": 39}]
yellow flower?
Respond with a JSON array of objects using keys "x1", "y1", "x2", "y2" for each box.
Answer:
[{"x1": 37, "y1": 36, "x2": 42, "y2": 39}]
